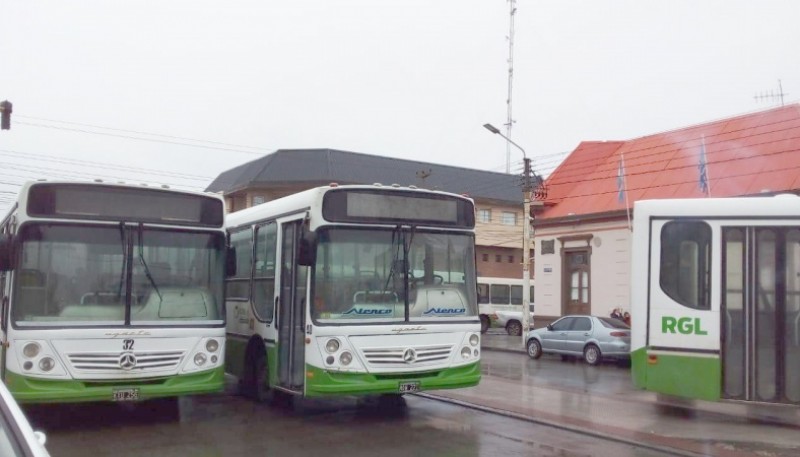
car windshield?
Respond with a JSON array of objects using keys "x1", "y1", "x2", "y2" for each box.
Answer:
[
  {"x1": 598, "y1": 317, "x2": 630, "y2": 329},
  {"x1": 312, "y1": 227, "x2": 477, "y2": 324},
  {"x1": 13, "y1": 223, "x2": 225, "y2": 327}
]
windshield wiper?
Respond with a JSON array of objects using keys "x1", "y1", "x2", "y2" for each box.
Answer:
[
  {"x1": 138, "y1": 224, "x2": 162, "y2": 302},
  {"x1": 116, "y1": 222, "x2": 126, "y2": 301},
  {"x1": 382, "y1": 225, "x2": 404, "y2": 293}
]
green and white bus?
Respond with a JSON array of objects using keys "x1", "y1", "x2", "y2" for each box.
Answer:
[
  {"x1": 631, "y1": 195, "x2": 800, "y2": 405},
  {"x1": 0, "y1": 181, "x2": 228, "y2": 403},
  {"x1": 225, "y1": 184, "x2": 481, "y2": 400}
]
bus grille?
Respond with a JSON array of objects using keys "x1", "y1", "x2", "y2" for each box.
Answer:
[
  {"x1": 361, "y1": 344, "x2": 453, "y2": 366},
  {"x1": 67, "y1": 351, "x2": 185, "y2": 372}
]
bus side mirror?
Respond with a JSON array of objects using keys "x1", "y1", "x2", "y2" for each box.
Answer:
[
  {"x1": 225, "y1": 247, "x2": 237, "y2": 277},
  {"x1": 297, "y1": 230, "x2": 316, "y2": 267},
  {"x1": 0, "y1": 234, "x2": 13, "y2": 271}
]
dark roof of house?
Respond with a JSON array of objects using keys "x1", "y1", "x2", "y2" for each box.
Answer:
[
  {"x1": 206, "y1": 148, "x2": 524, "y2": 204},
  {"x1": 540, "y1": 104, "x2": 800, "y2": 220}
]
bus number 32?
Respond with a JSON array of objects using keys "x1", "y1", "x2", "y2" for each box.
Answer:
[{"x1": 123, "y1": 339, "x2": 134, "y2": 351}]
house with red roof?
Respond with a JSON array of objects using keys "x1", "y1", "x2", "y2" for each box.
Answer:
[{"x1": 532, "y1": 103, "x2": 800, "y2": 326}]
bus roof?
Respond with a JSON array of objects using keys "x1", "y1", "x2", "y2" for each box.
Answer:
[
  {"x1": 225, "y1": 184, "x2": 475, "y2": 230},
  {"x1": 633, "y1": 194, "x2": 800, "y2": 220}
]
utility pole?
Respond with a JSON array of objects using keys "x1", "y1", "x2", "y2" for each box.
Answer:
[
  {"x1": 504, "y1": 0, "x2": 517, "y2": 173},
  {"x1": 0, "y1": 100, "x2": 12, "y2": 130},
  {"x1": 520, "y1": 157, "x2": 532, "y2": 346},
  {"x1": 484, "y1": 123, "x2": 532, "y2": 346}
]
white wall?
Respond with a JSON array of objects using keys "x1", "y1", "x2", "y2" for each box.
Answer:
[{"x1": 533, "y1": 220, "x2": 631, "y2": 318}]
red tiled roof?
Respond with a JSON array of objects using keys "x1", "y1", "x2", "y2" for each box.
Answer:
[{"x1": 539, "y1": 104, "x2": 800, "y2": 220}]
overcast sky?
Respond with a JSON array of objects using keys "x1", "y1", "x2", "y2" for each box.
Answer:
[{"x1": 0, "y1": 0, "x2": 798, "y2": 214}]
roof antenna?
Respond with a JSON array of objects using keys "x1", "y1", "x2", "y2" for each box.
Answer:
[{"x1": 754, "y1": 79, "x2": 787, "y2": 107}]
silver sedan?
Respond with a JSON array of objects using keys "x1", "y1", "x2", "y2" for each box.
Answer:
[{"x1": 525, "y1": 315, "x2": 630, "y2": 365}]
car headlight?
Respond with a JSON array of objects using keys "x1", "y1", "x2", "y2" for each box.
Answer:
[
  {"x1": 339, "y1": 351, "x2": 352, "y2": 365},
  {"x1": 469, "y1": 334, "x2": 479, "y2": 347},
  {"x1": 194, "y1": 353, "x2": 207, "y2": 366},
  {"x1": 23, "y1": 342, "x2": 41, "y2": 359},
  {"x1": 461, "y1": 347, "x2": 472, "y2": 359},
  {"x1": 205, "y1": 339, "x2": 219, "y2": 353},
  {"x1": 38, "y1": 357, "x2": 55, "y2": 372},
  {"x1": 326, "y1": 338, "x2": 340, "y2": 353}
]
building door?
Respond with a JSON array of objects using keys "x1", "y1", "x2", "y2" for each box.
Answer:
[
  {"x1": 563, "y1": 250, "x2": 590, "y2": 315},
  {"x1": 722, "y1": 227, "x2": 800, "y2": 404}
]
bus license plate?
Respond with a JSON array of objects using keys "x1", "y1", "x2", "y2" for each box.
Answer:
[
  {"x1": 112, "y1": 388, "x2": 140, "y2": 402},
  {"x1": 398, "y1": 381, "x2": 420, "y2": 393}
]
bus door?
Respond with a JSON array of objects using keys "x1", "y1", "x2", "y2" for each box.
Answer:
[
  {"x1": 277, "y1": 220, "x2": 307, "y2": 392},
  {"x1": 722, "y1": 227, "x2": 800, "y2": 404}
]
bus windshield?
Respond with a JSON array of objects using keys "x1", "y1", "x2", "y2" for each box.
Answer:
[
  {"x1": 13, "y1": 224, "x2": 225, "y2": 327},
  {"x1": 312, "y1": 227, "x2": 477, "y2": 324}
]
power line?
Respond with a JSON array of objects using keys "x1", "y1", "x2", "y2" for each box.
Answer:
[
  {"x1": 17, "y1": 115, "x2": 277, "y2": 153},
  {"x1": 16, "y1": 121, "x2": 271, "y2": 157}
]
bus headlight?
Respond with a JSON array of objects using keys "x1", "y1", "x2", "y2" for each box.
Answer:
[
  {"x1": 461, "y1": 347, "x2": 472, "y2": 359},
  {"x1": 205, "y1": 339, "x2": 219, "y2": 353},
  {"x1": 23, "y1": 343, "x2": 41, "y2": 359},
  {"x1": 194, "y1": 353, "x2": 207, "y2": 366},
  {"x1": 325, "y1": 339, "x2": 340, "y2": 353},
  {"x1": 38, "y1": 357, "x2": 55, "y2": 372},
  {"x1": 339, "y1": 351, "x2": 352, "y2": 366},
  {"x1": 469, "y1": 334, "x2": 479, "y2": 347}
]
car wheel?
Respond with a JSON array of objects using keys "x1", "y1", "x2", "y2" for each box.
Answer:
[
  {"x1": 526, "y1": 339, "x2": 542, "y2": 359},
  {"x1": 583, "y1": 344, "x2": 602, "y2": 366},
  {"x1": 506, "y1": 320, "x2": 522, "y2": 336},
  {"x1": 480, "y1": 315, "x2": 490, "y2": 334}
]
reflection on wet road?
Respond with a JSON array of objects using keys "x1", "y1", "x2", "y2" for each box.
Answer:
[
  {"x1": 27, "y1": 377, "x2": 672, "y2": 457},
  {"x1": 479, "y1": 349, "x2": 633, "y2": 396}
]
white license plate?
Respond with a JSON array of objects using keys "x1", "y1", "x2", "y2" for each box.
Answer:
[
  {"x1": 398, "y1": 381, "x2": 420, "y2": 393},
  {"x1": 112, "y1": 388, "x2": 140, "y2": 402}
]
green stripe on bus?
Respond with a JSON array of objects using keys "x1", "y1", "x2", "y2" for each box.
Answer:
[
  {"x1": 631, "y1": 347, "x2": 720, "y2": 401},
  {"x1": 6, "y1": 367, "x2": 225, "y2": 404},
  {"x1": 304, "y1": 361, "x2": 480, "y2": 397}
]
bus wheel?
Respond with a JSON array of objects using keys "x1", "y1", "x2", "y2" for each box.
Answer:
[
  {"x1": 480, "y1": 315, "x2": 489, "y2": 334},
  {"x1": 506, "y1": 320, "x2": 522, "y2": 336},
  {"x1": 583, "y1": 344, "x2": 602, "y2": 366}
]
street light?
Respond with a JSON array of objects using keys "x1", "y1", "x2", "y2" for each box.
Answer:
[{"x1": 484, "y1": 123, "x2": 532, "y2": 347}]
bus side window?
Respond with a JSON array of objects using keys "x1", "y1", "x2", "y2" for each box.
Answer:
[
  {"x1": 490, "y1": 284, "x2": 510, "y2": 305},
  {"x1": 477, "y1": 283, "x2": 489, "y2": 304}
]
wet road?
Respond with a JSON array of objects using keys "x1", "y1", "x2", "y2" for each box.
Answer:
[{"x1": 26, "y1": 375, "x2": 674, "y2": 457}]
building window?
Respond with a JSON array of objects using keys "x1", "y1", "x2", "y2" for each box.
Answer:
[
  {"x1": 252, "y1": 195, "x2": 265, "y2": 206},
  {"x1": 478, "y1": 209, "x2": 491, "y2": 223},
  {"x1": 508, "y1": 255, "x2": 514, "y2": 263},
  {"x1": 482, "y1": 253, "x2": 489, "y2": 262},
  {"x1": 501, "y1": 211, "x2": 517, "y2": 225},
  {"x1": 495, "y1": 255, "x2": 502, "y2": 262}
]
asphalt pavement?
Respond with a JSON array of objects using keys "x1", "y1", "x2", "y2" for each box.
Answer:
[{"x1": 455, "y1": 330, "x2": 800, "y2": 457}]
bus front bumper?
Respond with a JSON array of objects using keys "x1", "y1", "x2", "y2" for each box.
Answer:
[
  {"x1": 4, "y1": 367, "x2": 225, "y2": 404},
  {"x1": 305, "y1": 361, "x2": 480, "y2": 397}
]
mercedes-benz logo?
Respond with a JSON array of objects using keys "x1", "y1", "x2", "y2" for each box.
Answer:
[
  {"x1": 402, "y1": 348, "x2": 417, "y2": 364},
  {"x1": 119, "y1": 352, "x2": 137, "y2": 371}
]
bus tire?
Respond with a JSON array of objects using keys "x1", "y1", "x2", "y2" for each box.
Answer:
[
  {"x1": 583, "y1": 344, "x2": 602, "y2": 366},
  {"x1": 480, "y1": 315, "x2": 490, "y2": 334}
]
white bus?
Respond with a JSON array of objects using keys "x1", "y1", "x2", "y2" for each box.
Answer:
[
  {"x1": 225, "y1": 184, "x2": 481, "y2": 400},
  {"x1": 631, "y1": 195, "x2": 800, "y2": 405},
  {"x1": 477, "y1": 277, "x2": 535, "y2": 335},
  {"x1": 0, "y1": 181, "x2": 228, "y2": 403}
]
